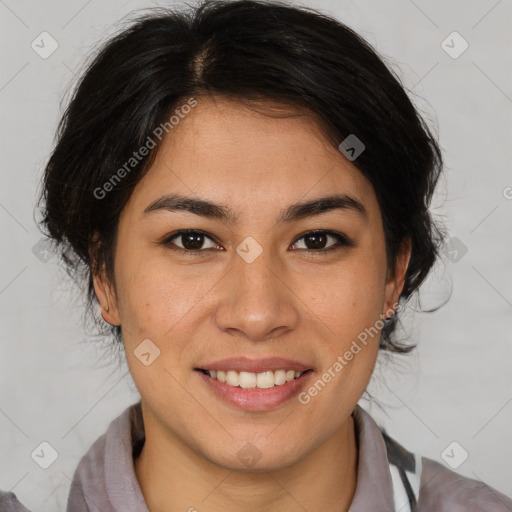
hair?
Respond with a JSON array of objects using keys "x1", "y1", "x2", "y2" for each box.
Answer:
[{"x1": 37, "y1": 0, "x2": 446, "y2": 358}]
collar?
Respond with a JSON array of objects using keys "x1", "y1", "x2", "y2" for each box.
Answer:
[
  {"x1": 68, "y1": 401, "x2": 395, "y2": 511},
  {"x1": 349, "y1": 404, "x2": 395, "y2": 511}
]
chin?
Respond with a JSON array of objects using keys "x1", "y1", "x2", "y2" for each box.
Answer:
[{"x1": 199, "y1": 437, "x2": 306, "y2": 473}]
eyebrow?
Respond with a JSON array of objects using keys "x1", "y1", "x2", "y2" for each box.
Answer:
[{"x1": 143, "y1": 192, "x2": 368, "y2": 224}]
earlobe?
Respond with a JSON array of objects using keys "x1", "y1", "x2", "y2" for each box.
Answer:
[{"x1": 93, "y1": 266, "x2": 121, "y2": 326}]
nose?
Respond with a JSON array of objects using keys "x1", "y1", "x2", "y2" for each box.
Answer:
[{"x1": 213, "y1": 243, "x2": 300, "y2": 342}]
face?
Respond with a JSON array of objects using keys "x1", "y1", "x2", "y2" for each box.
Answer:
[{"x1": 94, "y1": 95, "x2": 410, "y2": 471}]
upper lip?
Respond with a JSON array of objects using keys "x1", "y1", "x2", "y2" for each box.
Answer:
[{"x1": 195, "y1": 356, "x2": 313, "y2": 373}]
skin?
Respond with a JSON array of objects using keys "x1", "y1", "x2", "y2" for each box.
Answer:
[{"x1": 93, "y1": 95, "x2": 411, "y2": 512}]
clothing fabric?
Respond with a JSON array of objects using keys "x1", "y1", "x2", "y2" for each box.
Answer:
[{"x1": 1, "y1": 401, "x2": 511, "y2": 511}]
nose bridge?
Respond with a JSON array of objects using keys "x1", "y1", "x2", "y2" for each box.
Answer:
[
  {"x1": 236, "y1": 242, "x2": 278, "y2": 294},
  {"x1": 213, "y1": 238, "x2": 299, "y2": 340}
]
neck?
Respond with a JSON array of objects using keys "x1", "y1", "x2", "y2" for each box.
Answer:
[
  {"x1": 135, "y1": 410, "x2": 358, "y2": 512},
  {"x1": 134, "y1": 410, "x2": 358, "y2": 512}
]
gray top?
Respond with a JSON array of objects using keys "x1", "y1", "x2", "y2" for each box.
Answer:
[{"x1": 1, "y1": 401, "x2": 511, "y2": 511}]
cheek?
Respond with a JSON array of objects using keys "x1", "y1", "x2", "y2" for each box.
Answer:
[
  {"x1": 298, "y1": 268, "x2": 383, "y2": 420},
  {"x1": 114, "y1": 254, "x2": 212, "y2": 351},
  {"x1": 307, "y1": 256, "x2": 386, "y2": 333},
  {"x1": 115, "y1": 260, "x2": 209, "y2": 408},
  {"x1": 299, "y1": 252, "x2": 385, "y2": 396}
]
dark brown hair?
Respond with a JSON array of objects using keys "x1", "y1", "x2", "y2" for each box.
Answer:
[{"x1": 37, "y1": 0, "x2": 446, "y2": 355}]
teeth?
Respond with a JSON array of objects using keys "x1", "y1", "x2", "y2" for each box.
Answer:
[
  {"x1": 274, "y1": 369, "x2": 286, "y2": 385},
  {"x1": 204, "y1": 369, "x2": 307, "y2": 388},
  {"x1": 226, "y1": 370, "x2": 239, "y2": 387},
  {"x1": 256, "y1": 371, "x2": 274, "y2": 389},
  {"x1": 240, "y1": 371, "x2": 257, "y2": 389}
]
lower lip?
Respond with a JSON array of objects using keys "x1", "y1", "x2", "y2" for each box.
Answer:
[{"x1": 195, "y1": 370, "x2": 314, "y2": 412}]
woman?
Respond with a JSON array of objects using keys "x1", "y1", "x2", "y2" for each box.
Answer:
[{"x1": 2, "y1": 1, "x2": 510, "y2": 510}]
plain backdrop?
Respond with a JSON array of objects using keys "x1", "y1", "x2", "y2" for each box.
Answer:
[{"x1": 1, "y1": 0, "x2": 511, "y2": 509}]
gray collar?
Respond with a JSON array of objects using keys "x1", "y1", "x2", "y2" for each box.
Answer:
[{"x1": 68, "y1": 401, "x2": 396, "y2": 511}]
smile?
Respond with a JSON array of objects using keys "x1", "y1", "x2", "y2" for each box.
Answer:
[
  {"x1": 194, "y1": 367, "x2": 315, "y2": 411},
  {"x1": 197, "y1": 368, "x2": 310, "y2": 389}
]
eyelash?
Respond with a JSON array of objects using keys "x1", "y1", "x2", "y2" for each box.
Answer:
[{"x1": 160, "y1": 229, "x2": 353, "y2": 256}]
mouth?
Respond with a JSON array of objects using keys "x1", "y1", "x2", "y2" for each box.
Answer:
[
  {"x1": 195, "y1": 368, "x2": 313, "y2": 389},
  {"x1": 194, "y1": 367, "x2": 315, "y2": 412}
]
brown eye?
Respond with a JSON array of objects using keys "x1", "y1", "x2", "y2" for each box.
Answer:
[
  {"x1": 291, "y1": 230, "x2": 352, "y2": 252},
  {"x1": 163, "y1": 230, "x2": 219, "y2": 252}
]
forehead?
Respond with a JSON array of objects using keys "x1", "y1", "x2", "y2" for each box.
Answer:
[{"x1": 127, "y1": 96, "x2": 380, "y2": 221}]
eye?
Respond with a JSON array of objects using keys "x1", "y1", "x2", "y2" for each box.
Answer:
[
  {"x1": 162, "y1": 230, "x2": 221, "y2": 253},
  {"x1": 161, "y1": 229, "x2": 353, "y2": 255},
  {"x1": 290, "y1": 230, "x2": 352, "y2": 253}
]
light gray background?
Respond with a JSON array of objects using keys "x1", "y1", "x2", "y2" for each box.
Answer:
[{"x1": 1, "y1": 0, "x2": 511, "y2": 509}]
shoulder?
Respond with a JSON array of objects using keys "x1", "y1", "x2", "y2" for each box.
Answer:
[
  {"x1": 417, "y1": 456, "x2": 512, "y2": 511},
  {"x1": 0, "y1": 491, "x2": 34, "y2": 512},
  {"x1": 379, "y1": 428, "x2": 512, "y2": 511}
]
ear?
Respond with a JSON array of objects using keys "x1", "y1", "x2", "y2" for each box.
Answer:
[
  {"x1": 93, "y1": 268, "x2": 121, "y2": 326},
  {"x1": 382, "y1": 238, "x2": 412, "y2": 317},
  {"x1": 90, "y1": 234, "x2": 121, "y2": 326}
]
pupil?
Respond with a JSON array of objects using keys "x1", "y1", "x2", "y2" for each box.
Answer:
[
  {"x1": 306, "y1": 233, "x2": 326, "y2": 250},
  {"x1": 183, "y1": 233, "x2": 203, "y2": 250}
]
